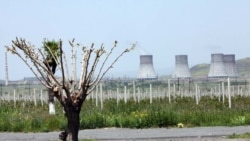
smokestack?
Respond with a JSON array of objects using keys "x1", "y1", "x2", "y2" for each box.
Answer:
[
  {"x1": 173, "y1": 55, "x2": 191, "y2": 78},
  {"x1": 137, "y1": 55, "x2": 157, "y2": 80},
  {"x1": 208, "y1": 53, "x2": 227, "y2": 77},
  {"x1": 223, "y1": 54, "x2": 238, "y2": 77}
]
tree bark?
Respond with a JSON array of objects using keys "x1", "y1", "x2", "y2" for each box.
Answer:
[{"x1": 60, "y1": 104, "x2": 80, "y2": 141}]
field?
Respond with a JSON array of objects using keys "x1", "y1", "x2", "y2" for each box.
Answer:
[
  {"x1": 1, "y1": 78, "x2": 250, "y2": 132},
  {"x1": 1, "y1": 95, "x2": 250, "y2": 132}
]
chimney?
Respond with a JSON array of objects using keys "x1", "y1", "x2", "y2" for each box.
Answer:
[
  {"x1": 137, "y1": 55, "x2": 157, "y2": 80},
  {"x1": 208, "y1": 53, "x2": 227, "y2": 77},
  {"x1": 223, "y1": 54, "x2": 238, "y2": 77},
  {"x1": 173, "y1": 55, "x2": 192, "y2": 78}
]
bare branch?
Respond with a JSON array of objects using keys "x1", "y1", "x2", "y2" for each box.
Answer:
[
  {"x1": 89, "y1": 42, "x2": 136, "y2": 92},
  {"x1": 6, "y1": 45, "x2": 51, "y2": 88},
  {"x1": 6, "y1": 37, "x2": 135, "y2": 107},
  {"x1": 37, "y1": 49, "x2": 61, "y2": 87},
  {"x1": 5, "y1": 37, "x2": 63, "y2": 88},
  {"x1": 62, "y1": 52, "x2": 69, "y2": 81},
  {"x1": 59, "y1": 40, "x2": 66, "y2": 90},
  {"x1": 94, "y1": 41, "x2": 116, "y2": 81},
  {"x1": 87, "y1": 42, "x2": 136, "y2": 94}
]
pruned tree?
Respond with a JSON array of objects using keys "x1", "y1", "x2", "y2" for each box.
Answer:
[{"x1": 6, "y1": 37, "x2": 135, "y2": 141}]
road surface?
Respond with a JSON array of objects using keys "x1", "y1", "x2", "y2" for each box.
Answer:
[{"x1": 1, "y1": 126, "x2": 250, "y2": 141}]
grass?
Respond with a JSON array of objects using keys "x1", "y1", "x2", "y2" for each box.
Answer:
[
  {"x1": 1, "y1": 95, "x2": 250, "y2": 132},
  {"x1": 228, "y1": 132, "x2": 250, "y2": 139}
]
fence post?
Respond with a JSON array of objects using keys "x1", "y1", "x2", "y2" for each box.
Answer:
[
  {"x1": 100, "y1": 83, "x2": 103, "y2": 109},
  {"x1": 40, "y1": 89, "x2": 43, "y2": 106},
  {"x1": 124, "y1": 86, "x2": 127, "y2": 104},
  {"x1": 228, "y1": 77, "x2": 231, "y2": 108},
  {"x1": 218, "y1": 84, "x2": 221, "y2": 102},
  {"x1": 137, "y1": 87, "x2": 140, "y2": 103},
  {"x1": 133, "y1": 81, "x2": 136, "y2": 102},
  {"x1": 116, "y1": 87, "x2": 119, "y2": 106},
  {"x1": 34, "y1": 88, "x2": 37, "y2": 107},
  {"x1": 14, "y1": 89, "x2": 16, "y2": 108},
  {"x1": 95, "y1": 85, "x2": 98, "y2": 107},
  {"x1": 222, "y1": 81, "x2": 225, "y2": 104},
  {"x1": 195, "y1": 84, "x2": 199, "y2": 105},
  {"x1": 173, "y1": 84, "x2": 176, "y2": 98},
  {"x1": 168, "y1": 79, "x2": 171, "y2": 103},
  {"x1": 150, "y1": 84, "x2": 152, "y2": 104}
]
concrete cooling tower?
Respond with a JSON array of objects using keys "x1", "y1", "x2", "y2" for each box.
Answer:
[
  {"x1": 137, "y1": 55, "x2": 157, "y2": 80},
  {"x1": 223, "y1": 54, "x2": 238, "y2": 77},
  {"x1": 208, "y1": 53, "x2": 227, "y2": 77},
  {"x1": 173, "y1": 55, "x2": 192, "y2": 78}
]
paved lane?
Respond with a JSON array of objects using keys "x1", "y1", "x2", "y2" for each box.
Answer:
[{"x1": 1, "y1": 126, "x2": 250, "y2": 141}]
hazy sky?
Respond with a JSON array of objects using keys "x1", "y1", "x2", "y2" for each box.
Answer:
[{"x1": 1, "y1": 0, "x2": 250, "y2": 80}]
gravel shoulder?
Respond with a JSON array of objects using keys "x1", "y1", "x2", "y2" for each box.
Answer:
[{"x1": 1, "y1": 126, "x2": 250, "y2": 141}]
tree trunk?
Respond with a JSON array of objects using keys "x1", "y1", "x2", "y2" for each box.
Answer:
[{"x1": 60, "y1": 104, "x2": 80, "y2": 141}]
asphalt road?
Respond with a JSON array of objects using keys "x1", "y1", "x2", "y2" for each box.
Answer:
[{"x1": 1, "y1": 126, "x2": 250, "y2": 141}]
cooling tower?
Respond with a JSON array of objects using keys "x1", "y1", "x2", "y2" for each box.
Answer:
[
  {"x1": 172, "y1": 55, "x2": 192, "y2": 78},
  {"x1": 137, "y1": 55, "x2": 157, "y2": 80},
  {"x1": 223, "y1": 54, "x2": 238, "y2": 77},
  {"x1": 208, "y1": 53, "x2": 227, "y2": 77}
]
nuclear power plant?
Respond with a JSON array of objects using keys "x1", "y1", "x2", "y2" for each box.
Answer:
[
  {"x1": 173, "y1": 55, "x2": 192, "y2": 79},
  {"x1": 137, "y1": 55, "x2": 157, "y2": 80},
  {"x1": 136, "y1": 53, "x2": 239, "y2": 80},
  {"x1": 223, "y1": 54, "x2": 238, "y2": 77},
  {"x1": 208, "y1": 53, "x2": 238, "y2": 78},
  {"x1": 208, "y1": 53, "x2": 227, "y2": 78}
]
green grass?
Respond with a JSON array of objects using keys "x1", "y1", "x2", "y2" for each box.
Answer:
[
  {"x1": 228, "y1": 132, "x2": 250, "y2": 139},
  {"x1": 1, "y1": 95, "x2": 250, "y2": 132}
]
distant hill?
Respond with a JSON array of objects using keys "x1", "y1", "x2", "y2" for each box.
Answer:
[
  {"x1": 236, "y1": 57, "x2": 250, "y2": 76},
  {"x1": 190, "y1": 63, "x2": 210, "y2": 77},
  {"x1": 190, "y1": 57, "x2": 250, "y2": 77}
]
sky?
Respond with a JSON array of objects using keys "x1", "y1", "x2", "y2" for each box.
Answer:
[{"x1": 1, "y1": 0, "x2": 250, "y2": 80}]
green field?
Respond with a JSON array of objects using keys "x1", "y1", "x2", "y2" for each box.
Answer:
[{"x1": 1, "y1": 95, "x2": 250, "y2": 132}]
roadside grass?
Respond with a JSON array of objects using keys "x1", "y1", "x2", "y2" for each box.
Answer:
[
  {"x1": 228, "y1": 132, "x2": 250, "y2": 139},
  {"x1": 1, "y1": 95, "x2": 250, "y2": 132}
]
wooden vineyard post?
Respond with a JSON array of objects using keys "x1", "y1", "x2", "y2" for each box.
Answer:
[
  {"x1": 100, "y1": 84, "x2": 103, "y2": 109},
  {"x1": 95, "y1": 86, "x2": 98, "y2": 107},
  {"x1": 222, "y1": 81, "x2": 225, "y2": 104},
  {"x1": 124, "y1": 86, "x2": 127, "y2": 104},
  {"x1": 150, "y1": 84, "x2": 152, "y2": 104},
  {"x1": 195, "y1": 84, "x2": 199, "y2": 105},
  {"x1": 34, "y1": 88, "x2": 37, "y2": 107},
  {"x1": 40, "y1": 89, "x2": 43, "y2": 106},
  {"x1": 133, "y1": 81, "x2": 136, "y2": 102},
  {"x1": 168, "y1": 79, "x2": 171, "y2": 103},
  {"x1": 14, "y1": 89, "x2": 16, "y2": 108},
  {"x1": 116, "y1": 87, "x2": 119, "y2": 106},
  {"x1": 228, "y1": 77, "x2": 231, "y2": 108},
  {"x1": 137, "y1": 87, "x2": 140, "y2": 103}
]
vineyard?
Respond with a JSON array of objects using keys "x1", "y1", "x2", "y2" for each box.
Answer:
[{"x1": 1, "y1": 77, "x2": 250, "y2": 132}]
